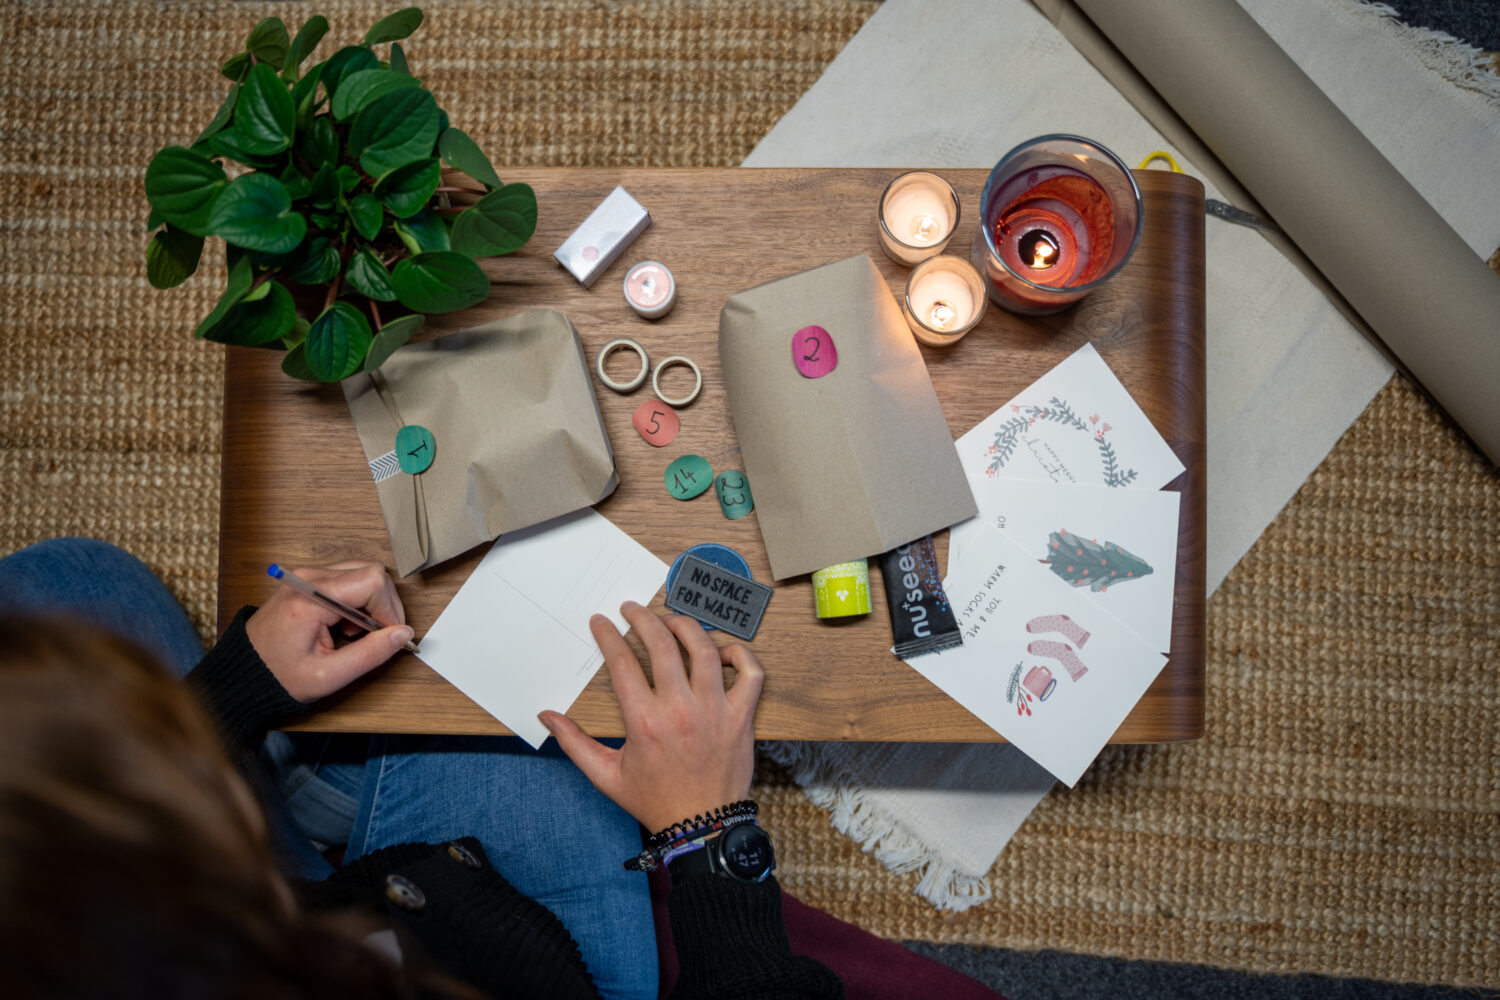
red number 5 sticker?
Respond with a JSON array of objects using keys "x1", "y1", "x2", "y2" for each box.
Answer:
[{"x1": 633, "y1": 399, "x2": 681, "y2": 447}]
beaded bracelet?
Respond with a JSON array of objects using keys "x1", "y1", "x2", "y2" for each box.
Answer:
[{"x1": 623, "y1": 800, "x2": 759, "y2": 872}]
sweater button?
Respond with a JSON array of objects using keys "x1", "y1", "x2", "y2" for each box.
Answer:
[
  {"x1": 384, "y1": 874, "x2": 426, "y2": 911},
  {"x1": 446, "y1": 842, "x2": 482, "y2": 870}
]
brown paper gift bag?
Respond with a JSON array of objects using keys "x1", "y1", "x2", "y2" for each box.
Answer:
[
  {"x1": 342, "y1": 308, "x2": 618, "y2": 577},
  {"x1": 719, "y1": 254, "x2": 977, "y2": 580}
]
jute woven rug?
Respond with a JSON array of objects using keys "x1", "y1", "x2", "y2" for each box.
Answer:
[{"x1": 2, "y1": 1, "x2": 1496, "y2": 990}]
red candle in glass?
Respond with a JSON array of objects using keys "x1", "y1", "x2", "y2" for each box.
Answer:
[{"x1": 972, "y1": 136, "x2": 1142, "y2": 315}]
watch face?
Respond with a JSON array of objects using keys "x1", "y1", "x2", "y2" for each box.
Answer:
[{"x1": 719, "y1": 824, "x2": 774, "y2": 881}]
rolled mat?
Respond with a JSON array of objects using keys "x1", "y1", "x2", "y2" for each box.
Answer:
[{"x1": 1073, "y1": 0, "x2": 1500, "y2": 465}]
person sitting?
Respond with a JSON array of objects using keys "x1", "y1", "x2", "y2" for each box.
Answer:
[{"x1": 0, "y1": 537, "x2": 841, "y2": 998}]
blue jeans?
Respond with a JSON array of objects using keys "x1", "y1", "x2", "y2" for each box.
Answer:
[{"x1": 0, "y1": 538, "x2": 657, "y2": 1000}]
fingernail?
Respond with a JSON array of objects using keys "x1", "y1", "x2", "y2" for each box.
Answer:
[
  {"x1": 590, "y1": 613, "x2": 609, "y2": 626},
  {"x1": 392, "y1": 626, "x2": 414, "y2": 648},
  {"x1": 620, "y1": 600, "x2": 640, "y2": 612},
  {"x1": 537, "y1": 712, "x2": 555, "y2": 732}
]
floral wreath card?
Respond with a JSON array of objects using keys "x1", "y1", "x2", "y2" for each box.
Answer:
[
  {"x1": 950, "y1": 480, "x2": 1182, "y2": 654},
  {"x1": 905, "y1": 525, "x2": 1168, "y2": 786},
  {"x1": 955, "y1": 342, "x2": 1185, "y2": 491}
]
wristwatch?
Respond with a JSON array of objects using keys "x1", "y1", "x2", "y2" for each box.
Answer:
[{"x1": 666, "y1": 822, "x2": 776, "y2": 884}]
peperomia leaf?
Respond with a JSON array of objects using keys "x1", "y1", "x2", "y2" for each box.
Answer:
[
  {"x1": 393, "y1": 208, "x2": 450, "y2": 253},
  {"x1": 208, "y1": 172, "x2": 307, "y2": 253},
  {"x1": 321, "y1": 45, "x2": 379, "y2": 97},
  {"x1": 282, "y1": 237, "x2": 341, "y2": 285},
  {"x1": 332, "y1": 68, "x2": 419, "y2": 121},
  {"x1": 349, "y1": 87, "x2": 438, "y2": 178},
  {"x1": 145, "y1": 225, "x2": 205, "y2": 289},
  {"x1": 389, "y1": 41, "x2": 409, "y2": 75},
  {"x1": 299, "y1": 115, "x2": 338, "y2": 169},
  {"x1": 283, "y1": 316, "x2": 310, "y2": 350},
  {"x1": 348, "y1": 194, "x2": 384, "y2": 241},
  {"x1": 208, "y1": 129, "x2": 285, "y2": 170},
  {"x1": 221, "y1": 51, "x2": 252, "y2": 82},
  {"x1": 450, "y1": 183, "x2": 536, "y2": 258},
  {"x1": 234, "y1": 63, "x2": 296, "y2": 156},
  {"x1": 194, "y1": 251, "x2": 255, "y2": 338},
  {"x1": 373, "y1": 157, "x2": 439, "y2": 219},
  {"x1": 280, "y1": 165, "x2": 312, "y2": 201},
  {"x1": 195, "y1": 83, "x2": 240, "y2": 145},
  {"x1": 200, "y1": 279, "x2": 297, "y2": 346},
  {"x1": 336, "y1": 166, "x2": 361, "y2": 192},
  {"x1": 437, "y1": 128, "x2": 501, "y2": 189},
  {"x1": 390, "y1": 252, "x2": 488, "y2": 313},
  {"x1": 282, "y1": 15, "x2": 330, "y2": 81},
  {"x1": 346, "y1": 248, "x2": 398, "y2": 301},
  {"x1": 305, "y1": 302, "x2": 373, "y2": 380},
  {"x1": 281, "y1": 343, "x2": 322, "y2": 381},
  {"x1": 246, "y1": 17, "x2": 289, "y2": 70},
  {"x1": 365, "y1": 8, "x2": 424, "y2": 45},
  {"x1": 144, "y1": 146, "x2": 228, "y2": 237},
  {"x1": 363, "y1": 312, "x2": 424, "y2": 372},
  {"x1": 309, "y1": 163, "x2": 341, "y2": 209},
  {"x1": 292, "y1": 63, "x2": 324, "y2": 129}
]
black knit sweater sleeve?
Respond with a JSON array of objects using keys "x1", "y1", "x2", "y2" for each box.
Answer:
[
  {"x1": 669, "y1": 875, "x2": 843, "y2": 1000},
  {"x1": 184, "y1": 605, "x2": 304, "y2": 754}
]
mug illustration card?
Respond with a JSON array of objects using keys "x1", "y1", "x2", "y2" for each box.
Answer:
[
  {"x1": 955, "y1": 343, "x2": 1184, "y2": 491},
  {"x1": 950, "y1": 480, "x2": 1181, "y2": 653},
  {"x1": 903, "y1": 525, "x2": 1167, "y2": 785}
]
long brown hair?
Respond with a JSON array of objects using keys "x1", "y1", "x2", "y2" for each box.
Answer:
[{"x1": 0, "y1": 617, "x2": 438, "y2": 999}]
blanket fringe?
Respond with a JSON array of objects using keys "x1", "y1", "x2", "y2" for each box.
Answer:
[
  {"x1": 759, "y1": 741, "x2": 993, "y2": 912},
  {"x1": 1339, "y1": 0, "x2": 1500, "y2": 102}
]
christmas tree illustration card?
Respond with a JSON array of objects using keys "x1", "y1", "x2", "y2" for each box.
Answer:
[
  {"x1": 905, "y1": 525, "x2": 1167, "y2": 786},
  {"x1": 955, "y1": 343, "x2": 1185, "y2": 491},
  {"x1": 950, "y1": 480, "x2": 1181, "y2": 654}
]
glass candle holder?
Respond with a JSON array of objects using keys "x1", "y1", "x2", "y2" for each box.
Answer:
[
  {"x1": 903, "y1": 255, "x2": 987, "y2": 347},
  {"x1": 879, "y1": 171, "x2": 960, "y2": 265},
  {"x1": 971, "y1": 135, "x2": 1142, "y2": 315}
]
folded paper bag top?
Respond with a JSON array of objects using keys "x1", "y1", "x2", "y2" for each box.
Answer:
[
  {"x1": 719, "y1": 255, "x2": 977, "y2": 580},
  {"x1": 343, "y1": 308, "x2": 619, "y2": 577}
]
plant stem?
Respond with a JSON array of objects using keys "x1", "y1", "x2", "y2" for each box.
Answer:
[{"x1": 369, "y1": 298, "x2": 383, "y2": 331}]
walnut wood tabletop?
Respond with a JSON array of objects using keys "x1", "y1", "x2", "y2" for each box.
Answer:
[{"x1": 217, "y1": 167, "x2": 1205, "y2": 743}]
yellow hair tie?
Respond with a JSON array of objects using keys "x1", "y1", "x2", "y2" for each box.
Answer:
[{"x1": 1138, "y1": 151, "x2": 1182, "y2": 172}]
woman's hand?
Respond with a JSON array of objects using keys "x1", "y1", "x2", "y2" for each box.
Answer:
[
  {"x1": 539, "y1": 601, "x2": 765, "y2": 833},
  {"x1": 244, "y1": 561, "x2": 413, "y2": 703}
]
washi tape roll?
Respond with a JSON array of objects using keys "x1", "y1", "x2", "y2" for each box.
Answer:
[
  {"x1": 596, "y1": 337, "x2": 649, "y2": 392},
  {"x1": 812, "y1": 559, "x2": 872, "y2": 619},
  {"x1": 652, "y1": 355, "x2": 702, "y2": 407}
]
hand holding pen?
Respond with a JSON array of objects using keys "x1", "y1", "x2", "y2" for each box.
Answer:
[{"x1": 244, "y1": 561, "x2": 417, "y2": 703}]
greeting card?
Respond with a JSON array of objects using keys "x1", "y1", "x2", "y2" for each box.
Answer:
[
  {"x1": 955, "y1": 342, "x2": 1184, "y2": 491},
  {"x1": 905, "y1": 525, "x2": 1167, "y2": 786},
  {"x1": 950, "y1": 480, "x2": 1181, "y2": 653}
]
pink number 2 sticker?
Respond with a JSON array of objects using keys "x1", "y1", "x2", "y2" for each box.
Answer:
[{"x1": 792, "y1": 325, "x2": 838, "y2": 379}]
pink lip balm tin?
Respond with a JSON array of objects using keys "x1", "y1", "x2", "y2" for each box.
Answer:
[{"x1": 622, "y1": 260, "x2": 677, "y2": 319}]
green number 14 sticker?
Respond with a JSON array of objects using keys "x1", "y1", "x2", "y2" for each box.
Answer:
[{"x1": 664, "y1": 454, "x2": 713, "y2": 500}]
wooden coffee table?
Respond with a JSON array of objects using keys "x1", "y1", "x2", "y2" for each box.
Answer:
[{"x1": 217, "y1": 167, "x2": 1204, "y2": 743}]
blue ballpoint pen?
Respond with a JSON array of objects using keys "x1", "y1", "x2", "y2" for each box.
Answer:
[{"x1": 267, "y1": 564, "x2": 420, "y2": 653}]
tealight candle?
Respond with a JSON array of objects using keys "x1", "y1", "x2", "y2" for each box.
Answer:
[
  {"x1": 623, "y1": 260, "x2": 676, "y2": 319},
  {"x1": 878, "y1": 171, "x2": 960, "y2": 266},
  {"x1": 972, "y1": 135, "x2": 1142, "y2": 315},
  {"x1": 902, "y1": 255, "x2": 987, "y2": 347}
]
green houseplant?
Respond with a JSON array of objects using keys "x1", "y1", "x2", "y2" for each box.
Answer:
[{"x1": 143, "y1": 8, "x2": 536, "y2": 382}]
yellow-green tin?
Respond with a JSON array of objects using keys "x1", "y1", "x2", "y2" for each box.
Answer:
[{"x1": 812, "y1": 559, "x2": 872, "y2": 618}]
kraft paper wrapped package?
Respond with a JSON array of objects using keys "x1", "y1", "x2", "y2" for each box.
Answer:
[
  {"x1": 719, "y1": 255, "x2": 977, "y2": 580},
  {"x1": 342, "y1": 308, "x2": 618, "y2": 577}
]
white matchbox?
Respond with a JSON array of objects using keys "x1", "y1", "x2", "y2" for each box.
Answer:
[{"x1": 553, "y1": 186, "x2": 652, "y2": 288}]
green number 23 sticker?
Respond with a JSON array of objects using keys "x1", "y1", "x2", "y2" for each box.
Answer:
[{"x1": 714, "y1": 469, "x2": 754, "y2": 519}]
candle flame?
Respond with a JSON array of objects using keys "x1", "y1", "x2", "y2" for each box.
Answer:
[{"x1": 1031, "y1": 242, "x2": 1056, "y2": 268}]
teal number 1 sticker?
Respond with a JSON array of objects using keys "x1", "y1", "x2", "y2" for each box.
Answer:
[
  {"x1": 714, "y1": 469, "x2": 754, "y2": 520},
  {"x1": 665, "y1": 454, "x2": 713, "y2": 500},
  {"x1": 395, "y1": 424, "x2": 436, "y2": 475}
]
